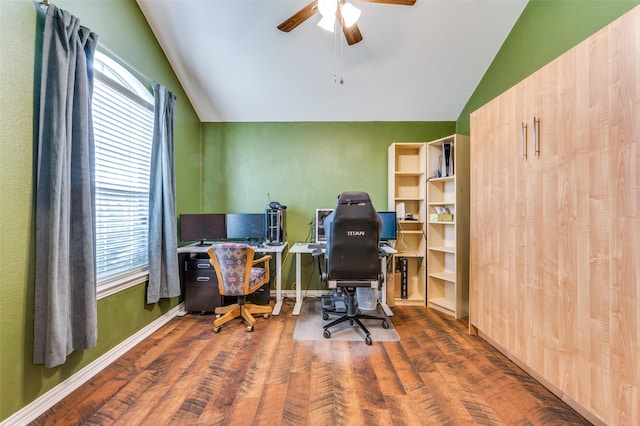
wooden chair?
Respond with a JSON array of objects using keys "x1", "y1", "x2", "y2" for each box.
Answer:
[{"x1": 207, "y1": 243, "x2": 272, "y2": 332}]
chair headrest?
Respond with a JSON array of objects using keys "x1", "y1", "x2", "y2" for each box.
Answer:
[{"x1": 337, "y1": 191, "x2": 372, "y2": 205}]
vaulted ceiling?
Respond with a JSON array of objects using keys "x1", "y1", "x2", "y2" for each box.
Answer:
[{"x1": 136, "y1": 0, "x2": 528, "y2": 122}]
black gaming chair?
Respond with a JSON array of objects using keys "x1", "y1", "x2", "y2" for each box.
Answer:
[{"x1": 318, "y1": 191, "x2": 389, "y2": 344}]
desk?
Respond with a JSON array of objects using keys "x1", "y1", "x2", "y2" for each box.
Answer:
[
  {"x1": 289, "y1": 242, "x2": 396, "y2": 317},
  {"x1": 177, "y1": 242, "x2": 288, "y2": 315}
]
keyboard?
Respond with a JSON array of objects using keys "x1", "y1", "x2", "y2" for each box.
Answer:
[
  {"x1": 308, "y1": 243, "x2": 326, "y2": 250},
  {"x1": 264, "y1": 241, "x2": 285, "y2": 246}
]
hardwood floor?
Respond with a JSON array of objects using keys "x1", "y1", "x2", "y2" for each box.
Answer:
[{"x1": 32, "y1": 298, "x2": 590, "y2": 425}]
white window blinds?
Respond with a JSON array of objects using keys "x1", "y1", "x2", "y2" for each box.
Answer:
[{"x1": 92, "y1": 61, "x2": 154, "y2": 287}]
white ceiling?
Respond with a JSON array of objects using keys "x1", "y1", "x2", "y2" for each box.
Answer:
[{"x1": 136, "y1": 0, "x2": 527, "y2": 122}]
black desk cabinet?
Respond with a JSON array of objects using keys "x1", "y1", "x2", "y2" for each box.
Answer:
[
  {"x1": 184, "y1": 258, "x2": 223, "y2": 313},
  {"x1": 183, "y1": 256, "x2": 270, "y2": 313}
]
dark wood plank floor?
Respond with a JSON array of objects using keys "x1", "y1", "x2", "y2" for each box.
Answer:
[{"x1": 32, "y1": 298, "x2": 590, "y2": 425}]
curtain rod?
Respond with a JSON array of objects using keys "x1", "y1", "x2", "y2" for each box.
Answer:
[{"x1": 39, "y1": 0, "x2": 156, "y2": 88}]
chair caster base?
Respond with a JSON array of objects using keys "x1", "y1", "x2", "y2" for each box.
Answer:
[
  {"x1": 213, "y1": 326, "x2": 221, "y2": 333},
  {"x1": 247, "y1": 326, "x2": 254, "y2": 332},
  {"x1": 323, "y1": 329, "x2": 331, "y2": 339},
  {"x1": 365, "y1": 335, "x2": 372, "y2": 345}
]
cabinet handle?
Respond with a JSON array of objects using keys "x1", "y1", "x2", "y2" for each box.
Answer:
[
  {"x1": 196, "y1": 276, "x2": 210, "y2": 282},
  {"x1": 196, "y1": 264, "x2": 209, "y2": 269},
  {"x1": 521, "y1": 122, "x2": 527, "y2": 160},
  {"x1": 533, "y1": 116, "x2": 540, "y2": 156}
]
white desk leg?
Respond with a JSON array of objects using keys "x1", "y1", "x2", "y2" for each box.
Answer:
[
  {"x1": 272, "y1": 250, "x2": 283, "y2": 316},
  {"x1": 292, "y1": 251, "x2": 303, "y2": 315},
  {"x1": 380, "y1": 255, "x2": 393, "y2": 317}
]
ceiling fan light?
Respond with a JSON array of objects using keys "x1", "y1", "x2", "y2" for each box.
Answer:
[
  {"x1": 317, "y1": 0, "x2": 337, "y2": 17},
  {"x1": 340, "y1": 2, "x2": 361, "y2": 28},
  {"x1": 317, "y1": 15, "x2": 336, "y2": 32}
]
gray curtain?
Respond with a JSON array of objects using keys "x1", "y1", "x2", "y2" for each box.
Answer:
[
  {"x1": 34, "y1": 5, "x2": 98, "y2": 368},
  {"x1": 146, "y1": 83, "x2": 180, "y2": 304}
]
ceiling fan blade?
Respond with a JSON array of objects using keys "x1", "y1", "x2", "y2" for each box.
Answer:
[
  {"x1": 343, "y1": 24, "x2": 363, "y2": 45},
  {"x1": 278, "y1": 0, "x2": 319, "y2": 32},
  {"x1": 357, "y1": 0, "x2": 416, "y2": 5},
  {"x1": 336, "y1": 7, "x2": 363, "y2": 45}
]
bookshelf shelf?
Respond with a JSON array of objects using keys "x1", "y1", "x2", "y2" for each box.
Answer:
[{"x1": 428, "y1": 245, "x2": 455, "y2": 254}]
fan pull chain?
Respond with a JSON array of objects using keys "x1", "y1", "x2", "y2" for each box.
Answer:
[
  {"x1": 333, "y1": 21, "x2": 344, "y2": 84},
  {"x1": 333, "y1": 23, "x2": 341, "y2": 84},
  {"x1": 339, "y1": 28, "x2": 344, "y2": 84}
]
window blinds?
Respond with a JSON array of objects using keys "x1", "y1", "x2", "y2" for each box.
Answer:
[{"x1": 93, "y1": 72, "x2": 154, "y2": 285}]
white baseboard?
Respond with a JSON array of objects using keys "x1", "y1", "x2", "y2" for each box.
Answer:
[
  {"x1": 277, "y1": 289, "x2": 330, "y2": 298},
  {"x1": 1, "y1": 304, "x2": 184, "y2": 426}
]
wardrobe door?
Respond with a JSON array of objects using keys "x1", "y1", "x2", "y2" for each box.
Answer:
[
  {"x1": 514, "y1": 73, "x2": 541, "y2": 366},
  {"x1": 470, "y1": 83, "x2": 522, "y2": 347},
  {"x1": 469, "y1": 90, "x2": 500, "y2": 334},
  {"x1": 571, "y1": 11, "x2": 639, "y2": 421},
  {"x1": 469, "y1": 93, "x2": 498, "y2": 333},
  {"x1": 534, "y1": 48, "x2": 579, "y2": 390}
]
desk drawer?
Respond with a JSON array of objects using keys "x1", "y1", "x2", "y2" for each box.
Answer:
[
  {"x1": 184, "y1": 270, "x2": 221, "y2": 312},
  {"x1": 185, "y1": 258, "x2": 213, "y2": 271}
]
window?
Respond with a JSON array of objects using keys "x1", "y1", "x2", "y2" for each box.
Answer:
[{"x1": 92, "y1": 51, "x2": 154, "y2": 297}]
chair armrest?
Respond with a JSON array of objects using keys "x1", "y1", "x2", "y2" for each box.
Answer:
[{"x1": 252, "y1": 254, "x2": 272, "y2": 266}]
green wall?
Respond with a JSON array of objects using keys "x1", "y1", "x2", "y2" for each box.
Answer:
[
  {"x1": 201, "y1": 121, "x2": 455, "y2": 290},
  {"x1": 456, "y1": 0, "x2": 640, "y2": 135},
  {"x1": 0, "y1": 0, "x2": 201, "y2": 420}
]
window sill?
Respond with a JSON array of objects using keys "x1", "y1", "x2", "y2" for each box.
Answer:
[{"x1": 97, "y1": 270, "x2": 149, "y2": 300}]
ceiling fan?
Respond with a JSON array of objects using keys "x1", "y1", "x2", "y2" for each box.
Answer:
[{"x1": 278, "y1": 0, "x2": 417, "y2": 46}]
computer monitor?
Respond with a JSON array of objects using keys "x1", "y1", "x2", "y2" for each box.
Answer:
[
  {"x1": 179, "y1": 213, "x2": 226, "y2": 245},
  {"x1": 378, "y1": 211, "x2": 397, "y2": 241},
  {"x1": 226, "y1": 213, "x2": 266, "y2": 241},
  {"x1": 315, "y1": 209, "x2": 334, "y2": 243}
]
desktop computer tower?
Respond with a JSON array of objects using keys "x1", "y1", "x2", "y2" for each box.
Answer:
[
  {"x1": 223, "y1": 283, "x2": 270, "y2": 306},
  {"x1": 248, "y1": 283, "x2": 270, "y2": 305},
  {"x1": 398, "y1": 257, "x2": 408, "y2": 299},
  {"x1": 266, "y1": 208, "x2": 285, "y2": 244}
]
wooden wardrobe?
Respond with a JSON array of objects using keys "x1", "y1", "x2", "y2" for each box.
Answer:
[{"x1": 469, "y1": 6, "x2": 639, "y2": 425}]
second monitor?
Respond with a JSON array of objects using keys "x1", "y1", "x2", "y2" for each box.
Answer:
[
  {"x1": 226, "y1": 213, "x2": 266, "y2": 241},
  {"x1": 378, "y1": 211, "x2": 397, "y2": 241}
]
